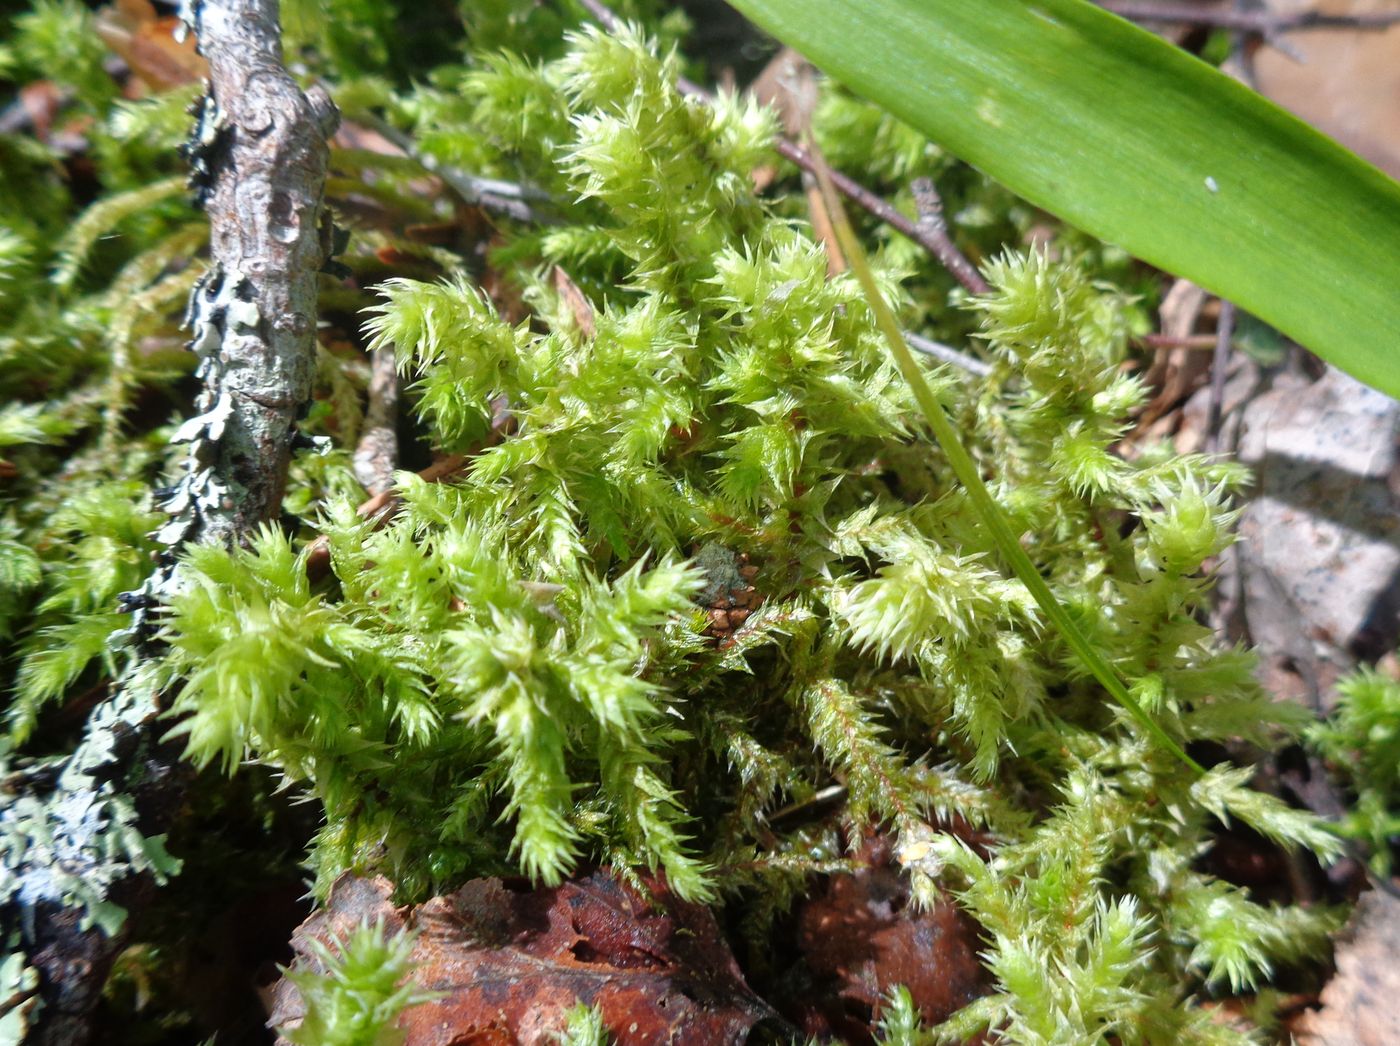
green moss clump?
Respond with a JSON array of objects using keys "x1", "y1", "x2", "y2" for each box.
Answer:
[
  {"x1": 0, "y1": 6, "x2": 1352, "y2": 1043},
  {"x1": 1310, "y1": 668, "x2": 1400, "y2": 878},
  {"x1": 280, "y1": 919, "x2": 432, "y2": 1046}
]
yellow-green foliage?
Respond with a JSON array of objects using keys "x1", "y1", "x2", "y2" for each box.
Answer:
[
  {"x1": 150, "y1": 28, "x2": 1345, "y2": 1043},
  {"x1": 280, "y1": 919, "x2": 432, "y2": 1046},
  {"x1": 1310, "y1": 668, "x2": 1400, "y2": 876},
  {"x1": 0, "y1": 8, "x2": 1353, "y2": 1044}
]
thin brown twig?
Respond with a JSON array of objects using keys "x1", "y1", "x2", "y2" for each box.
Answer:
[
  {"x1": 305, "y1": 404, "x2": 515, "y2": 581},
  {"x1": 907, "y1": 174, "x2": 990, "y2": 295},
  {"x1": 1137, "y1": 333, "x2": 1219, "y2": 351},
  {"x1": 576, "y1": 0, "x2": 990, "y2": 295},
  {"x1": 353, "y1": 113, "x2": 552, "y2": 223},
  {"x1": 352, "y1": 346, "x2": 400, "y2": 497},
  {"x1": 1206, "y1": 300, "x2": 1235, "y2": 454},
  {"x1": 779, "y1": 140, "x2": 991, "y2": 295},
  {"x1": 1099, "y1": 0, "x2": 1400, "y2": 33}
]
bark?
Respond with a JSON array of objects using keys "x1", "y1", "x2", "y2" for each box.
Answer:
[
  {"x1": 352, "y1": 347, "x2": 400, "y2": 497},
  {"x1": 167, "y1": 0, "x2": 340, "y2": 550},
  {"x1": 2, "y1": 3, "x2": 338, "y2": 1042}
]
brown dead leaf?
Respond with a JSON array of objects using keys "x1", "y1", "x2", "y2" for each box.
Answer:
[
  {"x1": 269, "y1": 872, "x2": 779, "y2": 1046},
  {"x1": 15, "y1": 82, "x2": 65, "y2": 142},
  {"x1": 553, "y1": 267, "x2": 597, "y2": 340},
  {"x1": 749, "y1": 47, "x2": 817, "y2": 139},
  {"x1": 95, "y1": 0, "x2": 207, "y2": 92},
  {"x1": 805, "y1": 179, "x2": 847, "y2": 277},
  {"x1": 333, "y1": 120, "x2": 405, "y2": 157},
  {"x1": 773, "y1": 833, "x2": 990, "y2": 1043},
  {"x1": 744, "y1": 48, "x2": 848, "y2": 272},
  {"x1": 1129, "y1": 278, "x2": 1212, "y2": 443},
  {"x1": 1174, "y1": 353, "x2": 1261, "y2": 455},
  {"x1": 1294, "y1": 889, "x2": 1400, "y2": 1045},
  {"x1": 1255, "y1": 0, "x2": 1400, "y2": 180}
]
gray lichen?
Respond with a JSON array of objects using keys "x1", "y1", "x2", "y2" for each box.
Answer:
[
  {"x1": 0, "y1": 949, "x2": 40, "y2": 1043},
  {"x1": 0, "y1": 670, "x2": 182, "y2": 936},
  {"x1": 0, "y1": 0, "x2": 339, "y2": 1035}
]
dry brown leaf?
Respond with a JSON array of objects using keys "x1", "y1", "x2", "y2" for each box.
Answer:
[
  {"x1": 771, "y1": 833, "x2": 989, "y2": 1043},
  {"x1": 333, "y1": 120, "x2": 405, "y2": 157},
  {"x1": 15, "y1": 82, "x2": 66, "y2": 142},
  {"x1": 552, "y1": 266, "x2": 597, "y2": 340},
  {"x1": 95, "y1": 0, "x2": 207, "y2": 92},
  {"x1": 1255, "y1": 0, "x2": 1400, "y2": 180},
  {"x1": 750, "y1": 51, "x2": 847, "y2": 274},
  {"x1": 269, "y1": 873, "x2": 779, "y2": 1046},
  {"x1": 749, "y1": 47, "x2": 817, "y2": 138},
  {"x1": 1130, "y1": 278, "x2": 1212, "y2": 442},
  {"x1": 1294, "y1": 889, "x2": 1400, "y2": 1045},
  {"x1": 805, "y1": 179, "x2": 847, "y2": 277},
  {"x1": 744, "y1": 48, "x2": 851, "y2": 272}
]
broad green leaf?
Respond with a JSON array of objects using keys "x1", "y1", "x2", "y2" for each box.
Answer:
[{"x1": 727, "y1": 0, "x2": 1400, "y2": 400}]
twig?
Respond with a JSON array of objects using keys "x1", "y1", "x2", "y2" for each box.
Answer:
[
  {"x1": 906, "y1": 174, "x2": 990, "y2": 295},
  {"x1": 1206, "y1": 300, "x2": 1235, "y2": 454},
  {"x1": 305, "y1": 407, "x2": 512, "y2": 582},
  {"x1": 355, "y1": 113, "x2": 553, "y2": 223},
  {"x1": 905, "y1": 332, "x2": 992, "y2": 377},
  {"x1": 779, "y1": 140, "x2": 991, "y2": 295},
  {"x1": 580, "y1": 0, "x2": 991, "y2": 358},
  {"x1": 1137, "y1": 332, "x2": 1218, "y2": 351},
  {"x1": 1228, "y1": 0, "x2": 1262, "y2": 91},
  {"x1": 762, "y1": 783, "x2": 849, "y2": 827},
  {"x1": 352, "y1": 347, "x2": 399, "y2": 496},
  {"x1": 576, "y1": 0, "x2": 990, "y2": 296},
  {"x1": 1098, "y1": 1, "x2": 1400, "y2": 33},
  {"x1": 4, "y1": 2, "x2": 339, "y2": 1040},
  {"x1": 162, "y1": 1, "x2": 340, "y2": 547}
]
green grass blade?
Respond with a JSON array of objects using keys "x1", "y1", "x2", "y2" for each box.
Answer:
[
  {"x1": 728, "y1": 0, "x2": 1400, "y2": 400},
  {"x1": 809, "y1": 146, "x2": 1204, "y2": 774}
]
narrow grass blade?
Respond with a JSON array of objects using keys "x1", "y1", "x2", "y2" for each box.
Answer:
[
  {"x1": 809, "y1": 145, "x2": 1203, "y2": 773},
  {"x1": 728, "y1": 0, "x2": 1400, "y2": 401}
]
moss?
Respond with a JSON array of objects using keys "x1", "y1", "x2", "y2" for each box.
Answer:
[{"x1": 0, "y1": 5, "x2": 1352, "y2": 1043}]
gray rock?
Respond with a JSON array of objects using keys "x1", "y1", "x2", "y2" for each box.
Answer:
[{"x1": 1235, "y1": 367, "x2": 1400, "y2": 712}]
